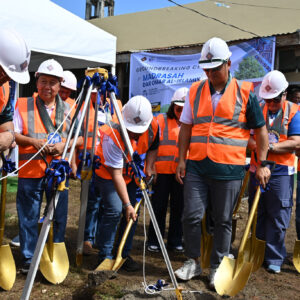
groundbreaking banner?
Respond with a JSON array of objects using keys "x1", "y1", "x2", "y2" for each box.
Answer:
[{"x1": 129, "y1": 37, "x2": 275, "y2": 113}]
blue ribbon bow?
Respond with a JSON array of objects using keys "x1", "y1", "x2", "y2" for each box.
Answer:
[
  {"x1": 148, "y1": 279, "x2": 168, "y2": 292},
  {"x1": 45, "y1": 159, "x2": 71, "y2": 191},
  {"x1": 2, "y1": 157, "x2": 16, "y2": 174},
  {"x1": 130, "y1": 151, "x2": 146, "y2": 179},
  {"x1": 76, "y1": 152, "x2": 92, "y2": 179},
  {"x1": 93, "y1": 155, "x2": 101, "y2": 171}
]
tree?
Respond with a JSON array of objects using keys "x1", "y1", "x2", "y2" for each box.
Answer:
[{"x1": 234, "y1": 56, "x2": 265, "y2": 80}]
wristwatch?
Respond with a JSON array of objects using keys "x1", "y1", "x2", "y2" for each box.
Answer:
[
  {"x1": 257, "y1": 160, "x2": 270, "y2": 167},
  {"x1": 269, "y1": 143, "x2": 275, "y2": 152}
]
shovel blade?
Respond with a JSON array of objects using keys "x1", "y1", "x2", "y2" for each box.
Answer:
[
  {"x1": 40, "y1": 242, "x2": 69, "y2": 284},
  {"x1": 244, "y1": 237, "x2": 265, "y2": 272},
  {"x1": 293, "y1": 240, "x2": 300, "y2": 273},
  {"x1": 95, "y1": 258, "x2": 115, "y2": 271},
  {"x1": 95, "y1": 256, "x2": 127, "y2": 272},
  {"x1": 0, "y1": 245, "x2": 16, "y2": 290},
  {"x1": 214, "y1": 256, "x2": 252, "y2": 296}
]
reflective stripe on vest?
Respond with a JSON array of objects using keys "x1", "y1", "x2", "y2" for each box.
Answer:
[
  {"x1": 18, "y1": 95, "x2": 72, "y2": 178},
  {"x1": 155, "y1": 114, "x2": 179, "y2": 174},
  {"x1": 189, "y1": 78, "x2": 251, "y2": 164},
  {"x1": 95, "y1": 119, "x2": 158, "y2": 182},
  {"x1": 252, "y1": 100, "x2": 298, "y2": 167}
]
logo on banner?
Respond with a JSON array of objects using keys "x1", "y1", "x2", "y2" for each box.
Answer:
[{"x1": 48, "y1": 132, "x2": 62, "y2": 144}]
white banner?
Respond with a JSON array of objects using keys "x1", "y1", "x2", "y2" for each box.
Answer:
[{"x1": 129, "y1": 37, "x2": 276, "y2": 113}]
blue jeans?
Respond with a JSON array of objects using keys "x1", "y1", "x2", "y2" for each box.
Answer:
[
  {"x1": 296, "y1": 172, "x2": 300, "y2": 239},
  {"x1": 95, "y1": 175, "x2": 138, "y2": 262},
  {"x1": 248, "y1": 173, "x2": 293, "y2": 266},
  {"x1": 16, "y1": 177, "x2": 68, "y2": 264},
  {"x1": 147, "y1": 173, "x2": 184, "y2": 248},
  {"x1": 84, "y1": 175, "x2": 102, "y2": 245}
]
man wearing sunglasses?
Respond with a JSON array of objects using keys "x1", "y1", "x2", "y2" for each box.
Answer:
[
  {"x1": 175, "y1": 37, "x2": 271, "y2": 289},
  {"x1": 248, "y1": 70, "x2": 300, "y2": 274}
]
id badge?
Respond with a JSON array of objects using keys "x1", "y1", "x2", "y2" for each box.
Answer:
[{"x1": 268, "y1": 129, "x2": 280, "y2": 144}]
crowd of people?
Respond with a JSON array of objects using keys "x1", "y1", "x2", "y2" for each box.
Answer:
[{"x1": 1, "y1": 27, "x2": 300, "y2": 293}]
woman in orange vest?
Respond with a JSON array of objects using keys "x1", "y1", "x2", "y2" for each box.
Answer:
[
  {"x1": 248, "y1": 71, "x2": 300, "y2": 274},
  {"x1": 14, "y1": 59, "x2": 82, "y2": 274},
  {"x1": 94, "y1": 95, "x2": 158, "y2": 271},
  {"x1": 147, "y1": 87, "x2": 188, "y2": 253}
]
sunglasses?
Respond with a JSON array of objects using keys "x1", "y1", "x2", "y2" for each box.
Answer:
[{"x1": 265, "y1": 92, "x2": 286, "y2": 104}]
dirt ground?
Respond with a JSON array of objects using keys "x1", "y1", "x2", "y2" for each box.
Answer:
[{"x1": 1, "y1": 178, "x2": 300, "y2": 300}]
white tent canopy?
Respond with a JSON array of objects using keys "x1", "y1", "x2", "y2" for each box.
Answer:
[{"x1": 1, "y1": 0, "x2": 116, "y2": 71}]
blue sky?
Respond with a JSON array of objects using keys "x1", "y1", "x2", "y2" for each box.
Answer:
[{"x1": 51, "y1": 0, "x2": 196, "y2": 18}]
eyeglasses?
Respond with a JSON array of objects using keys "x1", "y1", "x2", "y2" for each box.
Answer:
[{"x1": 265, "y1": 92, "x2": 286, "y2": 104}]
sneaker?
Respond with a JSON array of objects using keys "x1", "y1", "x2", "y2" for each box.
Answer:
[
  {"x1": 168, "y1": 245, "x2": 185, "y2": 253},
  {"x1": 209, "y1": 268, "x2": 217, "y2": 290},
  {"x1": 175, "y1": 259, "x2": 202, "y2": 280},
  {"x1": 147, "y1": 245, "x2": 160, "y2": 253},
  {"x1": 267, "y1": 264, "x2": 281, "y2": 274},
  {"x1": 83, "y1": 241, "x2": 99, "y2": 255},
  {"x1": 21, "y1": 263, "x2": 30, "y2": 275},
  {"x1": 10, "y1": 235, "x2": 20, "y2": 247},
  {"x1": 173, "y1": 245, "x2": 184, "y2": 253},
  {"x1": 121, "y1": 256, "x2": 140, "y2": 272},
  {"x1": 228, "y1": 253, "x2": 234, "y2": 259}
]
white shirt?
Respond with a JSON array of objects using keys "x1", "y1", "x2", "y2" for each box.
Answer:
[
  {"x1": 14, "y1": 104, "x2": 55, "y2": 134},
  {"x1": 102, "y1": 134, "x2": 124, "y2": 168},
  {"x1": 179, "y1": 89, "x2": 223, "y2": 124}
]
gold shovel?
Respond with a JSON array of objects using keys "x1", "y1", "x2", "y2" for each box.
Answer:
[
  {"x1": 200, "y1": 213, "x2": 213, "y2": 269},
  {"x1": 214, "y1": 187, "x2": 261, "y2": 297},
  {"x1": 95, "y1": 199, "x2": 142, "y2": 272},
  {"x1": 0, "y1": 166, "x2": 16, "y2": 290},
  {"x1": 232, "y1": 169, "x2": 250, "y2": 243},
  {"x1": 293, "y1": 240, "x2": 300, "y2": 272},
  {"x1": 39, "y1": 220, "x2": 69, "y2": 284},
  {"x1": 244, "y1": 208, "x2": 265, "y2": 272}
]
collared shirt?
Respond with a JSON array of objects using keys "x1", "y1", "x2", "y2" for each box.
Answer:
[{"x1": 180, "y1": 73, "x2": 265, "y2": 180}]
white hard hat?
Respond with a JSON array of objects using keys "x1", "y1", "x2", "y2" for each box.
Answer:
[
  {"x1": 259, "y1": 70, "x2": 288, "y2": 99},
  {"x1": 199, "y1": 37, "x2": 232, "y2": 69},
  {"x1": 61, "y1": 70, "x2": 77, "y2": 91},
  {"x1": 35, "y1": 59, "x2": 63, "y2": 81},
  {"x1": 171, "y1": 87, "x2": 189, "y2": 107},
  {"x1": 0, "y1": 28, "x2": 30, "y2": 84},
  {"x1": 122, "y1": 95, "x2": 153, "y2": 134}
]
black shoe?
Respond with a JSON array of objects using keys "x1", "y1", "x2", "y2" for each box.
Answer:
[
  {"x1": 121, "y1": 256, "x2": 140, "y2": 272},
  {"x1": 21, "y1": 263, "x2": 30, "y2": 274}
]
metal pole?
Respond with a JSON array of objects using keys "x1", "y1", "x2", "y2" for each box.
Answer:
[
  {"x1": 109, "y1": 92, "x2": 182, "y2": 299},
  {"x1": 21, "y1": 83, "x2": 94, "y2": 300}
]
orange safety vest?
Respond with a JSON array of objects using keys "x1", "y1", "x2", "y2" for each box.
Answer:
[
  {"x1": 189, "y1": 78, "x2": 252, "y2": 165},
  {"x1": 95, "y1": 118, "x2": 158, "y2": 184},
  {"x1": 78, "y1": 97, "x2": 123, "y2": 154},
  {"x1": 155, "y1": 113, "x2": 179, "y2": 174},
  {"x1": 251, "y1": 100, "x2": 298, "y2": 168},
  {"x1": 17, "y1": 94, "x2": 74, "y2": 178},
  {"x1": 0, "y1": 82, "x2": 10, "y2": 114}
]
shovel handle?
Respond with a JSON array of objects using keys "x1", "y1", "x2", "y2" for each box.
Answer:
[
  {"x1": 236, "y1": 187, "x2": 261, "y2": 264},
  {"x1": 233, "y1": 169, "x2": 250, "y2": 217},
  {"x1": 113, "y1": 199, "x2": 142, "y2": 271}
]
